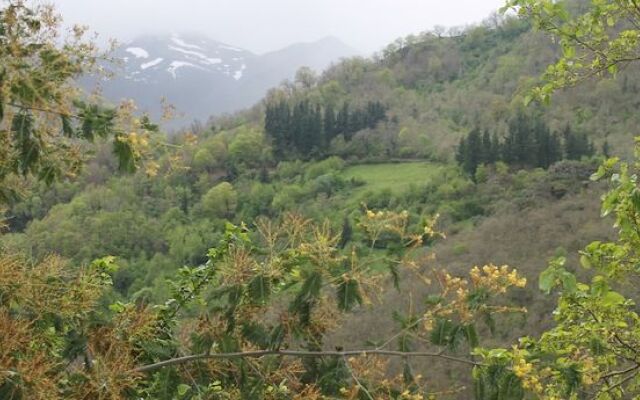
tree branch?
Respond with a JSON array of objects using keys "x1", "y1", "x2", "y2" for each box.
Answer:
[
  {"x1": 6, "y1": 101, "x2": 83, "y2": 120},
  {"x1": 132, "y1": 348, "x2": 482, "y2": 374}
]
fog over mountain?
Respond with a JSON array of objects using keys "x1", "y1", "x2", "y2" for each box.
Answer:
[
  {"x1": 92, "y1": 33, "x2": 357, "y2": 127},
  {"x1": 53, "y1": 0, "x2": 505, "y2": 55}
]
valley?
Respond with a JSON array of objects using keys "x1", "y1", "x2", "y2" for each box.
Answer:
[{"x1": 2, "y1": 0, "x2": 640, "y2": 398}]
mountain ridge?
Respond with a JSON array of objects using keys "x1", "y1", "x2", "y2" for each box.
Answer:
[{"x1": 92, "y1": 33, "x2": 358, "y2": 128}]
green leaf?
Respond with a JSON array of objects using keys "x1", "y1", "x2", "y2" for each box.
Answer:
[
  {"x1": 268, "y1": 324, "x2": 285, "y2": 350},
  {"x1": 602, "y1": 290, "x2": 626, "y2": 307},
  {"x1": 464, "y1": 324, "x2": 479, "y2": 348},
  {"x1": 398, "y1": 333, "x2": 413, "y2": 352},
  {"x1": 248, "y1": 275, "x2": 271, "y2": 304},
  {"x1": 177, "y1": 384, "x2": 191, "y2": 396},
  {"x1": 539, "y1": 267, "x2": 556, "y2": 294},
  {"x1": 466, "y1": 288, "x2": 490, "y2": 310},
  {"x1": 402, "y1": 361, "x2": 415, "y2": 386},
  {"x1": 241, "y1": 322, "x2": 269, "y2": 349},
  {"x1": 11, "y1": 112, "x2": 39, "y2": 176},
  {"x1": 336, "y1": 277, "x2": 362, "y2": 311},
  {"x1": 591, "y1": 276, "x2": 608, "y2": 296},
  {"x1": 291, "y1": 271, "x2": 323, "y2": 311},
  {"x1": 430, "y1": 319, "x2": 457, "y2": 348},
  {"x1": 562, "y1": 44, "x2": 575, "y2": 58},
  {"x1": 632, "y1": 190, "x2": 640, "y2": 212},
  {"x1": 190, "y1": 330, "x2": 215, "y2": 354},
  {"x1": 112, "y1": 134, "x2": 137, "y2": 173},
  {"x1": 483, "y1": 312, "x2": 496, "y2": 335},
  {"x1": 140, "y1": 114, "x2": 159, "y2": 131},
  {"x1": 61, "y1": 115, "x2": 74, "y2": 137},
  {"x1": 425, "y1": 294, "x2": 444, "y2": 306},
  {"x1": 108, "y1": 302, "x2": 126, "y2": 313},
  {"x1": 560, "y1": 272, "x2": 577, "y2": 294},
  {"x1": 218, "y1": 334, "x2": 239, "y2": 353}
]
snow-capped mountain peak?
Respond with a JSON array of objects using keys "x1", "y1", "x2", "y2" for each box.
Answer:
[
  {"x1": 94, "y1": 33, "x2": 358, "y2": 127},
  {"x1": 115, "y1": 33, "x2": 253, "y2": 82}
]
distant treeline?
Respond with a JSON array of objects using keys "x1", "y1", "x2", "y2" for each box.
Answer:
[
  {"x1": 265, "y1": 100, "x2": 387, "y2": 159},
  {"x1": 456, "y1": 112, "x2": 596, "y2": 177}
]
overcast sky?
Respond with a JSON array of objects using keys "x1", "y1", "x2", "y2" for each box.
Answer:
[{"x1": 51, "y1": 0, "x2": 506, "y2": 54}]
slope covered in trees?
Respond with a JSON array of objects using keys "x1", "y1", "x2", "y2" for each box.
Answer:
[
  {"x1": 456, "y1": 112, "x2": 595, "y2": 177},
  {"x1": 5, "y1": 0, "x2": 640, "y2": 398}
]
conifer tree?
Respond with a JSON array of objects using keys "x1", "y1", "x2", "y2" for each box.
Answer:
[
  {"x1": 337, "y1": 102, "x2": 350, "y2": 137},
  {"x1": 481, "y1": 129, "x2": 493, "y2": 164},
  {"x1": 490, "y1": 131, "x2": 501, "y2": 164},
  {"x1": 463, "y1": 128, "x2": 483, "y2": 176},
  {"x1": 324, "y1": 103, "x2": 337, "y2": 143}
]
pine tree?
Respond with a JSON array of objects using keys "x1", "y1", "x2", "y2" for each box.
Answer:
[
  {"x1": 463, "y1": 128, "x2": 483, "y2": 176},
  {"x1": 490, "y1": 132, "x2": 501, "y2": 164},
  {"x1": 563, "y1": 125, "x2": 593, "y2": 160},
  {"x1": 481, "y1": 130, "x2": 492, "y2": 164},
  {"x1": 324, "y1": 104, "x2": 337, "y2": 143},
  {"x1": 456, "y1": 136, "x2": 467, "y2": 166},
  {"x1": 312, "y1": 103, "x2": 324, "y2": 154},
  {"x1": 337, "y1": 102, "x2": 350, "y2": 137},
  {"x1": 534, "y1": 121, "x2": 556, "y2": 168}
]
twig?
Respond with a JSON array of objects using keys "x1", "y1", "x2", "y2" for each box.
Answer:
[
  {"x1": 131, "y1": 348, "x2": 482, "y2": 374},
  {"x1": 343, "y1": 356, "x2": 375, "y2": 400}
]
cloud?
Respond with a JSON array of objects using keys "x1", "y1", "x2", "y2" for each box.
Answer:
[{"x1": 51, "y1": 0, "x2": 505, "y2": 54}]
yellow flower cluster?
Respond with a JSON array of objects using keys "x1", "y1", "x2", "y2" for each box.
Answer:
[
  {"x1": 423, "y1": 213, "x2": 445, "y2": 239},
  {"x1": 126, "y1": 131, "x2": 149, "y2": 147},
  {"x1": 399, "y1": 390, "x2": 424, "y2": 400},
  {"x1": 580, "y1": 357, "x2": 597, "y2": 386},
  {"x1": 513, "y1": 357, "x2": 543, "y2": 393},
  {"x1": 421, "y1": 265, "x2": 527, "y2": 332},
  {"x1": 470, "y1": 264, "x2": 527, "y2": 293},
  {"x1": 366, "y1": 209, "x2": 407, "y2": 219}
]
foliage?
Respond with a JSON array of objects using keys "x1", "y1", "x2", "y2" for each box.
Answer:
[
  {"x1": 463, "y1": 1, "x2": 640, "y2": 399},
  {"x1": 0, "y1": 254, "x2": 158, "y2": 399},
  {"x1": 469, "y1": 141, "x2": 640, "y2": 400},
  {"x1": 6, "y1": 0, "x2": 640, "y2": 398},
  {"x1": 0, "y1": 1, "x2": 162, "y2": 204},
  {"x1": 265, "y1": 99, "x2": 387, "y2": 159},
  {"x1": 1, "y1": 208, "x2": 530, "y2": 399},
  {"x1": 456, "y1": 111, "x2": 594, "y2": 177},
  {"x1": 201, "y1": 182, "x2": 238, "y2": 219},
  {"x1": 504, "y1": 0, "x2": 640, "y2": 103}
]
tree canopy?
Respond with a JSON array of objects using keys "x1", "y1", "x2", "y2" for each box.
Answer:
[
  {"x1": 5, "y1": 0, "x2": 640, "y2": 399},
  {"x1": 0, "y1": 0, "x2": 158, "y2": 204}
]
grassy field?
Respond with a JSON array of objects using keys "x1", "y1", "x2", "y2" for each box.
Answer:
[{"x1": 340, "y1": 161, "x2": 448, "y2": 195}]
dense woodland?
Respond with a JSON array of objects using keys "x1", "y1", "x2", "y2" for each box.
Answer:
[
  {"x1": 265, "y1": 100, "x2": 388, "y2": 158},
  {"x1": 456, "y1": 112, "x2": 595, "y2": 177},
  {"x1": 4, "y1": 0, "x2": 640, "y2": 399}
]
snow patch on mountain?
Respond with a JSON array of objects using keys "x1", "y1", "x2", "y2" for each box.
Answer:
[
  {"x1": 167, "y1": 45, "x2": 222, "y2": 65},
  {"x1": 95, "y1": 33, "x2": 359, "y2": 127},
  {"x1": 167, "y1": 61, "x2": 205, "y2": 78},
  {"x1": 233, "y1": 64, "x2": 247, "y2": 80},
  {"x1": 126, "y1": 47, "x2": 149, "y2": 58},
  {"x1": 141, "y1": 58, "x2": 163, "y2": 70},
  {"x1": 170, "y1": 35, "x2": 203, "y2": 50},
  {"x1": 219, "y1": 44, "x2": 244, "y2": 52}
]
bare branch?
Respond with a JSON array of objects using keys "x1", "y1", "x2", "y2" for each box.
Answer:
[{"x1": 132, "y1": 348, "x2": 482, "y2": 374}]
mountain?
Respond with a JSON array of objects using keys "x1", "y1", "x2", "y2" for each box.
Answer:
[{"x1": 93, "y1": 33, "x2": 358, "y2": 128}]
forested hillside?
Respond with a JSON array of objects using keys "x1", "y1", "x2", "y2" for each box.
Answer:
[
  {"x1": 2, "y1": 9, "x2": 628, "y2": 297},
  {"x1": 4, "y1": 0, "x2": 640, "y2": 398}
]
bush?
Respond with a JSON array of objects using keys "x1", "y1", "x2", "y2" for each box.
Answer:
[{"x1": 304, "y1": 156, "x2": 346, "y2": 180}]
